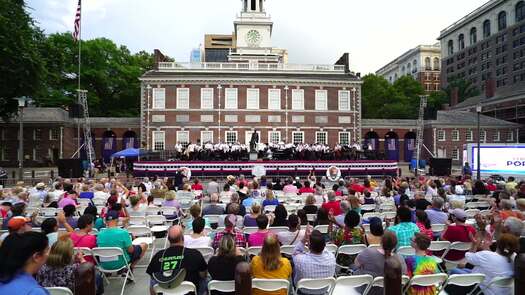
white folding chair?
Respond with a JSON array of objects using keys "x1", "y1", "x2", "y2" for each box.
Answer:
[
  {"x1": 129, "y1": 216, "x2": 147, "y2": 226},
  {"x1": 280, "y1": 245, "x2": 298, "y2": 256},
  {"x1": 247, "y1": 246, "x2": 263, "y2": 257},
  {"x1": 332, "y1": 274, "x2": 373, "y2": 295},
  {"x1": 205, "y1": 214, "x2": 221, "y2": 225},
  {"x1": 74, "y1": 247, "x2": 93, "y2": 260},
  {"x1": 153, "y1": 198, "x2": 164, "y2": 206},
  {"x1": 147, "y1": 215, "x2": 167, "y2": 226},
  {"x1": 264, "y1": 205, "x2": 277, "y2": 213},
  {"x1": 363, "y1": 212, "x2": 384, "y2": 221},
  {"x1": 243, "y1": 227, "x2": 259, "y2": 234},
  {"x1": 295, "y1": 277, "x2": 336, "y2": 295},
  {"x1": 194, "y1": 246, "x2": 215, "y2": 263},
  {"x1": 77, "y1": 198, "x2": 92, "y2": 206},
  {"x1": 440, "y1": 274, "x2": 485, "y2": 295},
  {"x1": 40, "y1": 207, "x2": 57, "y2": 217},
  {"x1": 335, "y1": 244, "x2": 367, "y2": 274},
  {"x1": 442, "y1": 242, "x2": 472, "y2": 269},
  {"x1": 325, "y1": 243, "x2": 338, "y2": 255},
  {"x1": 153, "y1": 281, "x2": 197, "y2": 295},
  {"x1": 429, "y1": 240, "x2": 450, "y2": 270},
  {"x1": 127, "y1": 225, "x2": 154, "y2": 263},
  {"x1": 382, "y1": 211, "x2": 396, "y2": 220},
  {"x1": 396, "y1": 246, "x2": 415, "y2": 256},
  {"x1": 465, "y1": 209, "x2": 480, "y2": 219},
  {"x1": 431, "y1": 224, "x2": 446, "y2": 237},
  {"x1": 404, "y1": 273, "x2": 448, "y2": 295},
  {"x1": 146, "y1": 207, "x2": 161, "y2": 216},
  {"x1": 307, "y1": 214, "x2": 317, "y2": 223},
  {"x1": 314, "y1": 225, "x2": 329, "y2": 234},
  {"x1": 360, "y1": 204, "x2": 376, "y2": 212},
  {"x1": 252, "y1": 279, "x2": 290, "y2": 293},
  {"x1": 367, "y1": 244, "x2": 381, "y2": 251},
  {"x1": 208, "y1": 280, "x2": 235, "y2": 295},
  {"x1": 364, "y1": 275, "x2": 410, "y2": 295},
  {"x1": 45, "y1": 287, "x2": 73, "y2": 295},
  {"x1": 269, "y1": 226, "x2": 289, "y2": 235},
  {"x1": 91, "y1": 247, "x2": 134, "y2": 295},
  {"x1": 474, "y1": 276, "x2": 513, "y2": 295}
]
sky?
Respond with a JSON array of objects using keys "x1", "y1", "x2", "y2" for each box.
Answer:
[{"x1": 26, "y1": 0, "x2": 488, "y2": 74}]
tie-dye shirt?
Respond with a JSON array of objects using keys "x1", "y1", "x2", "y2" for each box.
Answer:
[{"x1": 405, "y1": 255, "x2": 439, "y2": 295}]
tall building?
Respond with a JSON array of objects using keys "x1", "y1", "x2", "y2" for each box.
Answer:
[
  {"x1": 376, "y1": 44, "x2": 442, "y2": 92},
  {"x1": 140, "y1": 0, "x2": 362, "y2": 151},
  {"x1": 438, "y1": 0, "x2": 525, "y2": 141}
]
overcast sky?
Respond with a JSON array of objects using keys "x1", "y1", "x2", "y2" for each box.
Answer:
[{"x1": 27, "y1": 0, "x2": 487, "y2": 74}]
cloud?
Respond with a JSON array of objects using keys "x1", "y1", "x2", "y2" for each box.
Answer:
[{"x1": 27, "y1": 0, "x2": 487, "y2": 74}]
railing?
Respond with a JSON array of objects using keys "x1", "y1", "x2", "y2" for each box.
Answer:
[{"x1": 157, "y1": 62, "x2": 346, "y2": 73}]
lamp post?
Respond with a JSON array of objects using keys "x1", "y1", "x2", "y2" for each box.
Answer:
[
  {"x1": 146, "y1": 85, "x2": 152, "y2": 150},
  {"x1": 13, "y1": 96, "x2": 32, "y2": 181},
  {"x1": 476, "y1": 104, "x2": 482, "y2": 180},
  {"x1": 284, "y1": 85, "x2": 289, "y2": 142},
  {"x1": 217, "y1": 84, "x2": 222, "y2": 142}
]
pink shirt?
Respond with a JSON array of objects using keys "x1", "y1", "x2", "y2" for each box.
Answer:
[
  {"x1": 283, "y1": 184, "x2": 298, "y2": 194},
  {"x1": 70, "y1": 232, "x2": 97, "y2": 263},
  {"x1": 248, "y1": 231, "x2": 270, "y2": 247},
  {"x1": 58, "y1": 197, "x2": 76, "y2": 208}
]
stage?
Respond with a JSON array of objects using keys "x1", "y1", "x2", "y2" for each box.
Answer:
[{"x1": 133, "y1": 160, "x2": 399, "y2": 178}]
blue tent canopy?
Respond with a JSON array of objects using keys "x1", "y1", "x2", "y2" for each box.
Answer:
[{"x1": 111, "y1": 148, "x2": 143, "y2": 158}]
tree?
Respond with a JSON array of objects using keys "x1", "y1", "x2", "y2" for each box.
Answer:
[
  {"x1": 0, "y1": 0, "x2": 45, "y2": 121},
  {"x1": 443, "y1": 76, "x2": 480, "y2": 103}
]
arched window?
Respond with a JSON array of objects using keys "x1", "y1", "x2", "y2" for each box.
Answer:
[
  {"x1": 470, "y1": 27, "x2": 477, "y2": 45},
  {"x1": 433, "y1": 57, "x2": 440, "y2": 70},
  {"x1": 407, "y1": 63, "x2": 411, "y2": 75},
  {"x1": 251, "y1": 0, "x2": 256, "y2": 11},
  {"x1": 498, "y1": 11, "x2": 507, "y2": 31},
  {"x1": 425, "y1": 57, "x2": 431, "y2": 70},
  {"x1": 402, "y1": 65, "x2": 405, "y2": 73},
  {"x1": 394, "y1": 73, "x2": 398, "y2": 80},
  {"x1": 517, "y1": 1, "x2": 525, "y2": 22},
  {"x1": 448, "y1": 40, "x2": 454, "y2": 55},
  {"x1": 458, "y1": 34, "x2": 465, "y2": 50},
  {"x1": 483, "y1": 20, "x2": 491, "y2": 38},
  {"x1": 413, "y1": 59, "x2": 417, "y2": 70}
]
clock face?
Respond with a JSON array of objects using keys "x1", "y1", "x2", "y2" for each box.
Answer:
[{"x1": 246, "y1": 29, "x2": 261, "y2": 47}]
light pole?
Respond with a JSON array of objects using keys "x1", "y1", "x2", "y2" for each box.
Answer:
[
  {"x1": 284, "y1": 85, "x2": 289, "y2": 142},
  {"x1": 217, "y1": 84, "x2": 222, "y2": 142},
  {"x1": 13, "y1": 96, "x2": 32, "y2": 181},
  {"x1": 476, "y1": 104, "x2": 482, "y2": 180},
  {"x1": 351, "y1": 87, "x2": 357, "y2": 143},
  {"x1": 146, "y1": 85, "x2": 152, "y2": 150}
]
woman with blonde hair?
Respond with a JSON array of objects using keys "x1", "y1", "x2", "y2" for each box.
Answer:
[
  {"x1": 262, "y1": 190, "x2": 279, "y2": 209},
  {"x1": 244, "y1": 202, "x2": 261, "y2": 227},
  {"x1": 36, "y1": 235, "x2": 87, "y2": 292},
  {"x1": 251, "y1": 235, "x2": 292, "y2": 295}
]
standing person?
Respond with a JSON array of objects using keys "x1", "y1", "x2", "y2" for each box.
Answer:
[
  {"x1": 208, "y1": 235, "x2": 246, "y2": 295},
  {"x1": 462, "y1": 162, "x2": 472, "y2": 177},
  {"x1": 251, "y1": 236, "x2": 292, "y2": 295},
  {"x1": 354, "y1": 231, "x2": 407, "y2": 295},
  {"x1": 441, "y1": 209, "x2": 475, "y2": 262},
  {"x1": 387, "y1": 207, "x2": 420, "y2": 248},
  {"x1": 404, "y1": 233, "x2": 440, "y2": 295},
  {"x1": 146, "y1": 225, "x2": 208, "y2": 295},
  {"x1": 292, "y1": 229, "x2": 336, "y2": 295},
  {"x1": 0, "y1": 232, "x2": 49, "y2": 294}
]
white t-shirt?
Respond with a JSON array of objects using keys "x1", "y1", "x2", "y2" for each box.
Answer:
[
  {"x1": 466, "y1": 251, "x2": 514, "y2": 295},
  {"x1": 184, "y1": 235, "x2": 211, "y2": 248},
  {"x1": 277, "y1": 230, "x2": 305, "y2": 246},
  {"x1": 94, "y1": 191, "x2": 109, "y2": 200}
]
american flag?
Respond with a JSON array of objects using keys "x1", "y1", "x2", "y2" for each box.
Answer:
[{"x1": 72, "y1": 0, "x2": 81, "y2": 42}]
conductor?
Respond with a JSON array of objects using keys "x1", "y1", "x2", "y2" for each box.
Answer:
[{"x1": 249, "y1": 131, "x2": 259, "y2": 152}]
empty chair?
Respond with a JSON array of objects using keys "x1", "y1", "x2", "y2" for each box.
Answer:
[
  {"x1": 428, "y1": 241, "x2": 450, "y2": 268},
  {"x1": 129, "y1": 216, "x2": 147, "y2": 226},
  {"x1": 153, "y1": 198, "x2": 164, "y2": 206},
  {"x1": 206, "y1": 215, "x2": 221, "y2": 225},
  {"x1": 331, "y1": 274, "x2": 373, "y2": 295},
  {"x1": 208, "y1": 280, "x2": 235, "y2": 294},
  {"x1": 45, "y1": 287, "x2": 74, "y2": 295},
  {"x1": 147, "y1": 215, "x2": 167, "y2": 226},
  {"x1": 153, "y1": 281, "x2": 196, "y2": 295},
  {"x1": 440, "y1": 274, "x2": 485, "y2": 295},
  {"x1": 280, "y1": 245, "x2": 300, "y2": 256},
  {"x1": 77, "y1": 199, "x2": 92, "y2": 206},
  {"x1": 252, "y1": 279, "x2": 290, "y2": 294},
  {"x1": 404, "y1": 273, "x2": 448, "y2": 295},
  {"x1": 127, "y1": 225, "x2": 155, "y2": 262},
  {"x1": 92, "y1": 197, "x2": 106, "y2": 206},
  {"x1": 40, "y1": 207, "x2": 57, "y2": 217},
  {"x1": 465, "y1": 209, "x2": 480, "y2": 219},
  {"x1": 294, "y1": 277, "x2": 336, "y2": 295},
  {"x1": 264, "y1": 205, "x2": 277, "y2": 213}
]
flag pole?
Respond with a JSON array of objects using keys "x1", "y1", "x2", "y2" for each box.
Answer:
[{"x1": 76, "y1": 0, "x2": 82, "y2": 158}]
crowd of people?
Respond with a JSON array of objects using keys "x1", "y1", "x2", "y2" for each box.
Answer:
[{"x1": 0, "y1": 172, "x2": 523, "y2": 295}]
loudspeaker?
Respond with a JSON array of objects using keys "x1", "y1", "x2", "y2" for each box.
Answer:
[
  {"x1": 68, "y1": 104, "x2": 84, "y2": 118},
  {"x1": 57, "y1": 159, "x2": 83, "y2": 178},
  {"x1": 429, "y1": 158, "x2": 452, "y2": 176}
]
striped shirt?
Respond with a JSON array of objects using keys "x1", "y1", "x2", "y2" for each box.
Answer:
[{"x1": 293, "y1": 242, "x2": 336, "y2": 293}]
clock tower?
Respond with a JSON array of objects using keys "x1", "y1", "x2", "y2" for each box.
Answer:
[{"x1": 230, "y1": 0, "x2": 283, "y2": 63}]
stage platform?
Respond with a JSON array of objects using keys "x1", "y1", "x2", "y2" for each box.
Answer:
[{"x1": 133, "y1": 160, "x2": 399, "y2": 178}]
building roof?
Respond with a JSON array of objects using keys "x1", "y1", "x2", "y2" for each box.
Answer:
[
  {"x1": 89, "y1": 117, "x2": 140, "y2": 127},
  {"x1": 429, "y1": 110, "x2": 520, "y2": 127},
  {"x1": 11, "y1": 107, "x2": 69, "y2": 123},
  {"x1": 452, "y1": 87, "x2": 525, "y2": 110},
  {"x1": 376, "y1": 44, "x2": 441, "y2": 75},
  {"x1": 362, "y1": 119, "x2": 417, "y2": 129}
]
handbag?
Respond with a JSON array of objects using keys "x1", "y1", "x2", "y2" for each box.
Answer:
[{"x1": 152, "y1": 247, "x2": 187, "y2": 289}]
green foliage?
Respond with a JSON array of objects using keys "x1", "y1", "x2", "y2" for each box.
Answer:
[
  {"x1": 443, "y1": 76, "x2": 481, "y2": 102},
  {"x1": 0, "y1": 0, "x2": 45, "y2": 121},
  {"x1": 362, "y1": 74, "x2": 425, "y2": 119}
]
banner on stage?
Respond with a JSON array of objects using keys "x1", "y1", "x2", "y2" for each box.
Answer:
[{"x1": 326, "y1": 166, "x2": 341, "y2": 182}]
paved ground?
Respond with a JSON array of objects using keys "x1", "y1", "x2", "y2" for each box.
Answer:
[{"x1": 105, "y1": 246, "x2": 156, "y2": 295}]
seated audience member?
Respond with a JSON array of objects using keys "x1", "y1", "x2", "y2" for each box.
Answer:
[
  {"x1": 292, "y1": 229, "x2": 336, "y2": 295},
  {"x1": 83, "y1": 205, "x2": 105, "y2": 231},
  {"x1": 442, "y1": 209, "x2": 475, "y2": 261},
  {"x1": 244, "y1": 203, "x2": 262, "y2": 227},
  {"x1": 348, "y1": 196, "x2": 361, "y2": 215},
  {"x1": 321, "y1": 191, "x2": 342, "y2": 216},
  {"x1": 203, "y1": 193, "x2": 225, "y2": 216},
  {"x1": 96, "y1": 210, "x2": 147, "y2": 270},
  {"x1": 414, "y1": 192, "x2": 431, "y2": 211},
  {"x1": 58, "y1": 190, "x2": 78, "y2": 208},
  {"x1": 0, "y1": 232, "x2": 49, "y2": 294},
  {"x1": 251, "y1": 235, "x2": 292, "y2": 295},
  {"x1": 283, "y1": 179, "x2": 298, "y2": 195},
  {"x1": 213, "y1": 215, "x2": 246, "y2": 249},
  {"x1": 364, "y1": 217, "x2": 384, "y2": 246},
  {"x1": 335, "y1": 201, "x2": 350, "y2": 226},
  {"x1": 248, "y1": 215, "x2": 271, "y2": 247},
  {"x1": 297, "y1": 209, "x2": 308, "y2": 226},
  {"x1": 415, "y1": 210, "x2": 433, "y2": 240},
  {"x1": 162, "y1": 191, "x2": 181, "y2": 209},
  {"x1": 70, "y1": 214, "x2": 97, "y2": 263},
  {"x1": 241, "y1": 191, "x2": 258, "y2": 208},
  {"x1": 128, "y1": 194, "x2": 147, "y2": 216},
  {"x1": 79, "y1": 184, "x2": 94, "y2": 200},
  {"x1": 405, "y1": 233, "x2": 440, "y2": 295},
  {"x1": 355, "y1": 231, "x2": 407, "y2": 295},
  {"x1": 313, "y1": 187, "x2": 325, "y2": 205},
  {"x1": 184, "y1": 217, "x2": 211, "y2": 248},
  {"x1": 387, "y1": 206, "x2": 420, "y2": 248},
  {"x1": 225, "y1": 193, "x2": 246, "y2": 217},
  {"x1": 41, "y1": 212, "x2": 74, "y2": 246},
  {"x1": 146, "y1": 225, "x2": 207, "y2": 295},
  {"x1": 208, "y1": 235, "x2": 246, "y2": 295},
  {"x1": 0, "y1": 216, "x2": 32, "y2": 244},
  {"x1": 424, "y1": 197, "x2": 448, "y2": 226},
  {"x1": 499, "y1": 199, "x2": 524, "y2": 220},
  {"x1": 298, "y1": 181, "x2": 315, "y2": 194},
  {"x1": 63, "y1": 204, "x2": 78, "y2": 228},
  {"x1": 191, "y1": 178, "x2": 203, "y2": 191},
  {"x1": 473, "y1": 180, "x2": 489, "y2": 196},
  {"x1": 262, "y1": 190, "x2": 279, "y2": 209},
  {"x1": 302, "y1": 195, "x2": 319, "y2": 215},
  {"x1": 277, "y1": 214, "x2": 305, "y2": 246},
  {"x1": 329, "y1": 210, "x2": 364, "y2": 246},
  {"x1": 448, "y1": 233, "x2": 517, "y2": 295},
  {"x1": 315, "y1": 208, "x2": 330, "y2": 226},
  {"x1": 271, "y1": 205, "x2": 288, "y2": 227},
  {"x1": 36, "y1": 235, "x2": 88, "y2": 292},
  {"x1": 185, "y1": 203, "x2": 210, "y2": 232}
]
